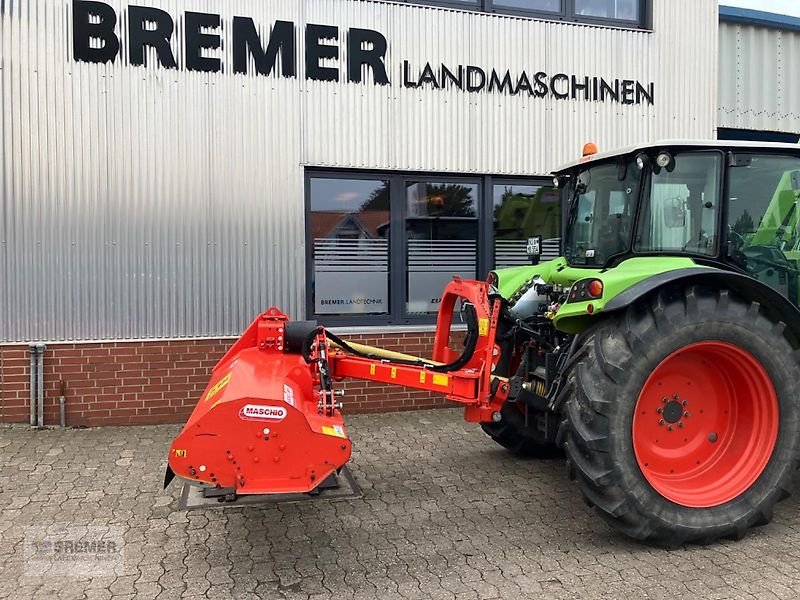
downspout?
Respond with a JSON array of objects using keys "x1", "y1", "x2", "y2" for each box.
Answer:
[
  {"x1": 36, "y1": 343, "x2": 45, "y2": 428},
  {"x1": 59, "y1": 379, "x2": 66, "y2": 428},
  {"x1": 28, "y1": 344, "x2": 37, "y2": 426}
]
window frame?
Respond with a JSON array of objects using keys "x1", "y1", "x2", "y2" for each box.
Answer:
[
  {"x1": 397, "y1": 0, "x2": 652, "y2": 30},
  {"x1": 306, "y1": 170, "x2": 555, "y2": 325}
]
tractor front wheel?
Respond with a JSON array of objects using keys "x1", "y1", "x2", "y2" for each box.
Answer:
[{"x1": 559, "y1": 286, "x2": 800, "y2": 545}]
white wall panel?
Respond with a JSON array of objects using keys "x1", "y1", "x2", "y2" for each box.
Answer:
[
  {"x1": 1, "y1": 0, "x2": 718, "y2": 342},
  {"x1": 719, "y1": 20, "x2": 800, "y2": 132}
]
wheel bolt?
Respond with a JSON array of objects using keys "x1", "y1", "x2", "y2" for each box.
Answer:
[
  {"x1": 659, "y1": 419, "x2": 665, "y2": 425},
  {"x1": 684, "y1": 412, "x2": 690, "y2": 418},
  {"x1": 682, "y1": 400, "x2": 687, "y2": 406},
  {"x1": 657, "y1": 408, "x2": 663, "y2": 414},
  {"x1": 662, "y1": 397, "x2": 668, "y2": 404},
  {"x1": 678, "y1": 422, "x2": 684, "y2": 428},
  {"x1": 709, "y1": 432, "x2": 718, "y2": 443},
  {"x1": 673, "y1": 394, "x2": 679, "y2": 400},
  {"x1": 667, "y1": 425, "x2": 673, "y2": 431}
]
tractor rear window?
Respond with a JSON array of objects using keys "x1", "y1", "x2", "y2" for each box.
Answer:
[
  {"x1": 635, "y1": 152, "x2": 721, "y2": 256},
  {"x1": 563, "y1": 162, "x2": 638, "y2": 266}
]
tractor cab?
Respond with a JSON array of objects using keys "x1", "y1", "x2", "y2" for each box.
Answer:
[{"x1": 545, "y1": 141, "x2": 800, "y2": 306}]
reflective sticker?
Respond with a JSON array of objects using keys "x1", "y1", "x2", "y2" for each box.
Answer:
[
  {"x1": 172, "y1": 449, "x2": 187, "y2": 458},
  {"x1": 433, "y1": 374, "x2": 448, "y2": 387},
  {"x1": 322, "y1": 424, "x2": 347, "y2": 438},
  {"x1": 204, "y1": 372, "x2": 232, "y2": 403},
  {"x1": 391, "y1": 367, "x2": 397, "y2": 379},
  {"x1": 283, "y1": 384, "x2": 295, "y2": 407},
  {"x1": 478, "y1": 318, "x2": 489, "y2": 337},
  {"x1": 419, "y1": 371, "x2": 426, "y2": 384},
  {"x1": 370, "y1": 364, "x2": 376, "y2": 375},
  {"x1": 238, "y1": 404, "x2": 287, "y2": 421}
]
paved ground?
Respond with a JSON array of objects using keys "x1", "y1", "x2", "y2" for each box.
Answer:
[{"x1": 2, "y1": 409, "x2": 800, "y2": 599}]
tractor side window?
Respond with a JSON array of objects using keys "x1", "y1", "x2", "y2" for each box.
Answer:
[
  {"x1": 635, "y1": 153, "x2": 721, "y2": 256},
  {"x1": 727, "y1": 155, "x2": 800, "y2": 303}
]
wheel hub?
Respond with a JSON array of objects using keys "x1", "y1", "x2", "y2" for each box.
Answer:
[{"x1": 661, "y1": 399, "x2": 684, "y2": 424}]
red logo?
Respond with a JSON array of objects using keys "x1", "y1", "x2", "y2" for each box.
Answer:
[{"x1": 238, "y1": 404, "x2": 287, "y2": 421}]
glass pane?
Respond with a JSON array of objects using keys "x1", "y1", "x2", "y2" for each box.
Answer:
[
  {"x1": 309, "y1": 178, "x2": 390, "y2": 316},
  {"x1": 635, "y1": 153, "x2": 721, "y2": 256},
  {"x1": 727, "y1": 155, "x2": 800, "y2": 302},
  {"x1": 493, "y1": 184, "x2": 560, "y2": 268},
  {"x1": 493, "y1": 0, "x2": 561, "y2": 13},
  {"x1": 575, "y1": 0, "x2": 639, "y2": 21},
  {"x1": 406, "y1": 181, "x2": 479, "y2": 315},
  {"x1": 564, "y1": 162, "x2": 638, "y2": 266}
]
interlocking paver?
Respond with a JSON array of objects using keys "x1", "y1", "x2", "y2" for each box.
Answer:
[{"x1": 2, "y1": 408, "x2": 800, "y2": 599}]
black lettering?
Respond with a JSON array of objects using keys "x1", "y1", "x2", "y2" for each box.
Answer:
[
  {"x1": 418, "y1": 62, "x2": 439, "y2": 88},
  {"x1": 550, "y1": 73, "x2": 569, "y2": 99},
  {"x1": 489, "y1": 69, "x2": 515, "y2": 95},
  {"x1": 466, "y1": 65, "x2": 485, "y2": 93},
  {"x1": 347, "y1": 28, "x2": 389, "y2": 85},
  {"x1": 592, "y1": 76, "x2": 599, "y2": 101},
  {"x1": 515, "y1": 71, "x2": 533, "y2": 96},
  {"x1": 621, "y1": 79, "x2": 635, "y2": 104},
  {"x1": 636, "y1": 81, "x2": 654, "y2": 105},
  {"x1": 600, "y1": 78, "x2": 618, "y2": 102},
  {"x1": 533, "y1": 71, "x2": 548, "y2": 97},
  {"x1": 185, "y1": 12, "x2": 220, "y2": 72},
  {"x1": 403, "y1": 60, "x2": 418, "y2": 88},
  {"x1": 233, "y1": 18, "x2": 295, "y2": 77},
  {"x1": 72, "y1": 1, "x2": 119, "y2": 64},
  {"x1": 571, "y1": 75, "x2": 589, "y2": 100},
  {"x1": 128, "y1": 5, "x2": 177, "y2": 68},
  {"x1": 305, "y1": 24, "x2": 339, "y2": 82},
  {"x1": 441, "y1": 64, "x2": 463, "y2": 90}
]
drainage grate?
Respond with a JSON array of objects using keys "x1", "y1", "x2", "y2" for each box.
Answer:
[{"x1": 178, "y1": 467, "x2": 362, "y2": 510}]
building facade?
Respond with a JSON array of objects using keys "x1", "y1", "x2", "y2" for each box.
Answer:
[{"x1": 1, "y1": 0, "x2": 719, "y2": 425}]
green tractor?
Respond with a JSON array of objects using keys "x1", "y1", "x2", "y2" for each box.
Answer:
[{"x1": 483, "y1": 140, "x2": 800, "y2": 545}]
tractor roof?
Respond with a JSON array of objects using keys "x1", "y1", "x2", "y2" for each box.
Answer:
[{"x1": 553, "y1": 139, "x2": 800, "y2": 173}]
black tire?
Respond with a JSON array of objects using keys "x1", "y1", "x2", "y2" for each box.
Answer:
[
  {"x1": 482, "y1": 401, "x2": 562, "y2": 458},
  {"x1": 558, "y1": 285, "x2": 800, "y2": 546}
]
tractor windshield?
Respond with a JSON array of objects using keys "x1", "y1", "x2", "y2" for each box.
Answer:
[{"x1": 563, "y1": 159, "x2": 639, "y2": 266}]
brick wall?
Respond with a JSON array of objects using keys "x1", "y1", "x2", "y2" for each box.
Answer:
[{"x1": 0, "y1": 332, "x2": 450, "y2": 427}]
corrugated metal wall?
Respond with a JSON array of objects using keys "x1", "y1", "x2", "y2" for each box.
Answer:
[
  {"x1": 1, "y1": 0, "x2": 718, "y2": 342},
  {"x1": 719, "y1": 20, "x2": 800, "y2": 133}
]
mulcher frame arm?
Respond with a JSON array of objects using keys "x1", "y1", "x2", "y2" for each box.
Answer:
[{"x1": 326, "y1": 277, "x2": 511, "y2": 424}]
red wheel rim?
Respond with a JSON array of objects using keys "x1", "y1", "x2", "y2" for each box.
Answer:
[{"x1": 632, "y1": 341, "x2": 778, "y2": 508}]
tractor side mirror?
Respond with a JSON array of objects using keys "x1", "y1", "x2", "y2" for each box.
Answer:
[
  {"x1": 664, "y1": 197, "x2": 686, "y2": 228},
  {"x1": 526, "y1": 235, "x2": 542, "y2": 265}
]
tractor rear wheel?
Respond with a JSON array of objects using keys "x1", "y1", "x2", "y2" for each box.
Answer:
[
  {"x1": 482, "y1": 401, "x2": 561, "y2": 458},
  {"x1": 559, "y1": 286, "x2": 800, "y2": 545}
]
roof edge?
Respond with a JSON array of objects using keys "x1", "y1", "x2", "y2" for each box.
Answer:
[{"x1": 719, "y1": 6, "x2": 800, "y2": 33}]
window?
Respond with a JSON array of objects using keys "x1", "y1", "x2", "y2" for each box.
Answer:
[
  {"x1": 491, "y1": 0, "x2": 561, "y2": 13},
  {"x1": 406, "y1": 181, "x2": 480, "y2": 315},
  {"x1": 309, "y1": 177, "x2": 391, "y2": 316},
  {"x1": 727, "y1": 155, "x2": 800, "y2": 303},
  {"x1": 564, "y1": 162, "x2": 638, "y2": 266},
  {"x1": 635, "y1": 153, "x2": 722, "y2": 256},
  {"x1": 307, "y1": 172, "x2": 559, "y2": 324},
  {"x1": 395, "y1": 0, "x2": 649, "y2": 28},
  {"x1": 493, "y1": 182, "x2": 560, "y2": 267},
  {"x1": 575, "y1": 0, "x2": 639, "y2": 21}
]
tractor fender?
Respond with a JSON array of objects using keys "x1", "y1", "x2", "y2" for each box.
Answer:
[{"x1": 603, "y1": 267, "x2": 800, "y2": 341}]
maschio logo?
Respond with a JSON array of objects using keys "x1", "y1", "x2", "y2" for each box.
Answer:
[{"x1": 238, "y1": 404, "x2": 287, "y2": 421}]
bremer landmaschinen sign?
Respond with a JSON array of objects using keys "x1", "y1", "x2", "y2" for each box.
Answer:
[{"x1": 72, "y1": 0, "x2": 655, "y2": 105}]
